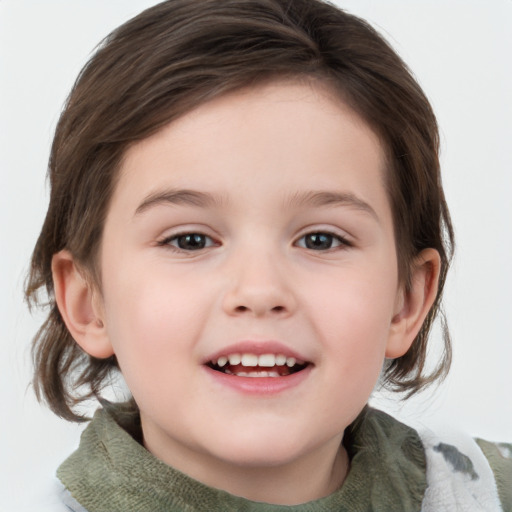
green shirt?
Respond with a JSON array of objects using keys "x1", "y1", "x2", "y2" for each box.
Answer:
[{"x1": 57, "y1": 406, "x2": 511, "y2": 511}]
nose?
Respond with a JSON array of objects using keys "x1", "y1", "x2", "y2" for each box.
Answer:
[{"x1": 221, "y1": 250, "x2": 296, "y2": 318}]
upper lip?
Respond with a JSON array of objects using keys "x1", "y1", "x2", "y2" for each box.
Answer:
[{"x1": 203, "y1": 341, "x2": 310, "y2": 365}]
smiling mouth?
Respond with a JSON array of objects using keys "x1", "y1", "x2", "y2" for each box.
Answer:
[{"x1": 207, "y1": 353, "x2": 309, "y2": 377}]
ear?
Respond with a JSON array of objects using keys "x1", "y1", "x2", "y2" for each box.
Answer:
[
  {"x1": 386, "y1": 248, "x2": 441, "y2": 358},
  {"x1": 52, "y1": 250, "x2": 114, "y2": 359}
]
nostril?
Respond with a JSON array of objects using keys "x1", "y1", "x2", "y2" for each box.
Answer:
[{"x1": 232, "y1": 304, "x2": 286, "y2": 314}]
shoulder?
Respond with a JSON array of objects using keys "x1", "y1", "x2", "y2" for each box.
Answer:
[
  {"x1": 56, "y1": 481, "x2": 90, "y2": 512},
  {"x1": 418, "y1": 426, "x2": 510, "y2": 512},
  {"x1": 476, "y1": 439, "x2": 512, "y2": 511}
]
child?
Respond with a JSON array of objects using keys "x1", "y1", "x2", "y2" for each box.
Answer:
[{"x1": 24, "y1": 0, "x2": 511, "y2": 510}]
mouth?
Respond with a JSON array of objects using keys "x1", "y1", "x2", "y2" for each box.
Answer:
[{"x1": 206, "y1": 353, "x2": 309, "y2": 377}]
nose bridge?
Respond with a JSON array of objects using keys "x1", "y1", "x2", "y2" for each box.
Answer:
[{"x1": 221, "y1": 237, "x2": 295, "y2": 317}]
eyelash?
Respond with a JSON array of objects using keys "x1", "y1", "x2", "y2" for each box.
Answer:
[
  {"x1": 157, "y1": 232, "x2": 218, "y2": 252},
  {"x1": 295, "y1": 231, "x2": 351, "y2": 251},
  {"x1": 157, "y1": 230, "x2": 351, "y2": 253}
]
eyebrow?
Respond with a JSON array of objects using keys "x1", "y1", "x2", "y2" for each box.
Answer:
[
  {"x1": 285, "y1": 190, "x2": 379, "y2": 221},
  {"x1": 134, "y1": 189, "x2": 224, "y2": 216},
  {"x1": 134, "y1": 187, "x2": 379, "y2": 221}
]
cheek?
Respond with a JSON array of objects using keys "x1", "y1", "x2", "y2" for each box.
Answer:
[
  {"x1": 305, "y1": 269, "x2": 397, "y2": 385},
  {"x1": 309, "y1": 266, "x2": 397, "y2": 334},
  {"x1": 101, "y1": 264, "x2": 210, "y2": 386}
]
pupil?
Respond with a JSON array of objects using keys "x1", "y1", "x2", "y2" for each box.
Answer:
[
  {"x1": 306, "y1": 233, "x2": 332, "y2": 250},
  {"x1": 178, "y1": 234, "x2": 206, "y2": 250}
]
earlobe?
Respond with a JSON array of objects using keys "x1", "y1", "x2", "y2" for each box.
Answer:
[
  {"x1": 52, "y1": 250, "x2": 114, "y2": 359},
  {"x1": 386, "y1": 248, "x2": 441, "y2": 358}
]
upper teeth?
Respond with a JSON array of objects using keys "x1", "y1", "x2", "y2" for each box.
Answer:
[{"x1": 214, "y1": 353, "x2": 301, "y2": 368}]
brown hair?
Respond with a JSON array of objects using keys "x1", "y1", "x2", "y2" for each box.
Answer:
[{"x1": 26, "y1": 0, "x2": 454, "y2": 421}]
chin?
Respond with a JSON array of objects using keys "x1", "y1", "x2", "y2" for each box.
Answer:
[{"x1": 204, "y1": 428, "x2": 317, "y2": 469}]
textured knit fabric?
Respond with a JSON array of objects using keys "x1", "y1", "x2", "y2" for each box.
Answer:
[
  {"x1": 476, "y1": 439, "x2": 512, "y2": 509},
  {"x1": 57, "y1": 406, "x2": 512, "y2": 511},
  {"x1": 57, "y1": 407, "x2": 427, "y2": 512}
]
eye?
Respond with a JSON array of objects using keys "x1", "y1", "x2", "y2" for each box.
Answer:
[
  {"x1": 159, "y1": 232, "x2": 217, "y2": 251},
  {"x1": 296, "y1": 232, "x2": 349, "y2": 251}
]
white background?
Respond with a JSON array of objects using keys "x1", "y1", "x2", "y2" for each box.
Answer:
[{"x1": 1, "y1": 1, "x2": 511, "y2": 510}]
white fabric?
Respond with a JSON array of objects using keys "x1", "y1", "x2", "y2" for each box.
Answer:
[{"x1": 420, "y1": 428, "x2": 502, "y2": 512}]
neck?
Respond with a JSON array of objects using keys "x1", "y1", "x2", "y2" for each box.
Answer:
[
  {"x1": 215, "y1": 441, "x2": 350, "y2": 505},
  {"x1": 143, "y1": 425, "x2": 349, "y2": 505}
]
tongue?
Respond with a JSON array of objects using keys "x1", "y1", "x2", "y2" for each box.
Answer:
[{"x1": 227, "y1": 364, "x2": 291, "y2": 376}]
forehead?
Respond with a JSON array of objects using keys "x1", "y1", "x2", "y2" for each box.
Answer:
[{"x1": 111, "y1": 81, "x2": 390, "y2": 222}]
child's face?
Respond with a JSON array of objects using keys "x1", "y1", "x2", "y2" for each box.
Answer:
[{"x1": 95, "y1": 81, "x2": 410, "y2": 492}]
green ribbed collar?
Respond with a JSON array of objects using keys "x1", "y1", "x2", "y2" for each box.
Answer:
[{"x1": 58, "y1": 406, "x2": 426, "y2": 511}]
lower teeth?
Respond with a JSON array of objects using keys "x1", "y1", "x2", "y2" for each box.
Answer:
[{"x1": 224, "y1": 369, "x2": 281, "y2": 378}]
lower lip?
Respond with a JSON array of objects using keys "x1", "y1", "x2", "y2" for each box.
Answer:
[{"x1": 203, "y1": 365, "x2": 312, "y2": 395}]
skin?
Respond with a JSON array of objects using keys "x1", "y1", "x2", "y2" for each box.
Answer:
[{"x1": 53, "y1": 81, "x2": 440, "y2": 505}]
